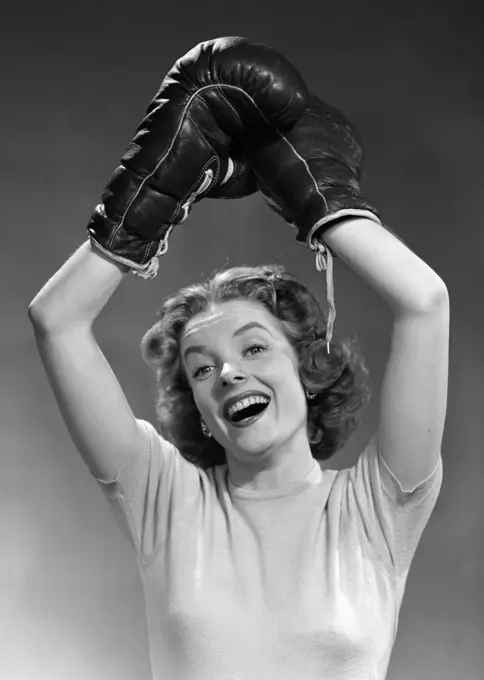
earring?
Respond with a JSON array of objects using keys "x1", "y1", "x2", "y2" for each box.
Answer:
[
  {"x1": 305, "y1": 387, "x2": 317, "y2": 400},
  {"x1": 200, "y1": 419, "x2": 212, "y2": 438}
]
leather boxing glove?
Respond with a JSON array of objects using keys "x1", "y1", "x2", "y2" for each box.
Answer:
[
  {"x1": 87, "y1": 36, "x2": 308, "y2": 278},
  {"x1": 246, "y1": 92, "x2": 381, "y2": 351},
  {"x1": 247, "y1": 92, "x2": 381, "y2": 249}
]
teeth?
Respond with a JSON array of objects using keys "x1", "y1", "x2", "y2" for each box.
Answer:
[{"x1": 227, "y1": 395, "x2": 270, "y2": 418}]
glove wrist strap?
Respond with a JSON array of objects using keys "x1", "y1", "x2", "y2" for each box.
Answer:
[
  {"x1": 310, "y1": 241, "x2": 335, "y2": 354},
  {"x1": 306, "y1": 210, "x2": 382, "y2": 353}
]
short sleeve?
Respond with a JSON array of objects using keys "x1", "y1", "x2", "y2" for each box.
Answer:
[
  {"x1": 95, "y1": 419, "x2": 202, "y2": 566},
  {"x1": 342, "y1": 435, "x2": 443, "y2": 579}
]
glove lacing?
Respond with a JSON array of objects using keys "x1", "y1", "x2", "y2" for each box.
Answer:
[
  {"x1": 309, "y1": 237, "x2": 335, "y2": 354},
  {"x1": 135, "y1": 167, "x2": 216, "y2": 280}
]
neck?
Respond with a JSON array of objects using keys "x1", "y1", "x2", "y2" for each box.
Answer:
[{"x1": 226, "y1": 428, "x2": 316, "y2": 493}]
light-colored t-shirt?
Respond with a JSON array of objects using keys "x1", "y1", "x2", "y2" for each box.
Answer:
[{"x1": 96, "y1": 419, "x2": 442, "y2": 680}]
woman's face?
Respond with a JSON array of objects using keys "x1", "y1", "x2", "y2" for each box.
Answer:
[{"x1": 180, "y1": 299, "x2": 308, "y2": 462}]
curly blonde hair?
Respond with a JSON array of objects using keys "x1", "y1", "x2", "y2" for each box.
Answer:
[{"x1": 140, "y1": 264, "x2": 371, "y2": 468}]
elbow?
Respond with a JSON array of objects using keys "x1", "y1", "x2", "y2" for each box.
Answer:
[
  {"x1": 28, "y1": 300, "x2": 42, "y2": 324},
  {"x1": 409, "y1": 278, "x2": 449, "y2": 315},
  {"x1": 28, "y1": 304, "x2": 50, "y2": 333},
  {"x1": 425, "y1": 281, "x2": 449, "y2": 310},
  {"x1": 28, "y1": 292, "x2": 49, "y2": 324},
  {"x1": 28, "y1": 298, "x2": 59, "y2": 331}
]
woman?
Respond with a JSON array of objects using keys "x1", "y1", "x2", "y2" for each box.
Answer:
[{"x1": 28, "y1": 37, "x2": 449, "y2": 680}]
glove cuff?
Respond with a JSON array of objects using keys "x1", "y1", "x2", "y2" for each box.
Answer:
[
  {"x1": 87, "y1": 164, "x2": 215, "y2": 279},
  {"x1": 88, "y1": 232, "x2": 169, "y2": 280}
]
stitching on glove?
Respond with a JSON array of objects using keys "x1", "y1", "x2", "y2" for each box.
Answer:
[
  {"x1": 116, "y1": 84, "x2": 282, "y2": 275},
  {"x1": 196, "y1": 83, "x2": 274, "y2": 125},
  {"x1": 185, "y1": 111, "x2": 221, "y2": 185},
  {"x1": 214, "y1": 85, "x2": 241, "y2": 122},
  {"x1": 277, "y1": 131, "x2": 331, "y2": 219},
  {"x1": 170, "y1": 155, "x2": 218, "y2": 223},
  {"x1": 116, "y1": 89, "x2": 207, "y2": 235},
  {"x1": 117, "y1": 84, "x2": 273, "y2": 237}
]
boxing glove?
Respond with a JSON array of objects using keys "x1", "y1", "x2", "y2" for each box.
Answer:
[
  {"x1": 246, "y1": 92, "x2": 381, "y2": 352},
  {"x1": 87, "y1": 36, "x2": 308, "y2": 278},
  {"x1": 247, "y1": 92, "x2": 381, "y2": 249}
]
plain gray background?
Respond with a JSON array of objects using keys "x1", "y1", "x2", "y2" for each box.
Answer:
[{"x1": 2, "y1": 0, "x2": 483, "y2": 678}]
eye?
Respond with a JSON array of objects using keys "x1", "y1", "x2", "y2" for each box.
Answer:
[
  {"x1": 193, "y1": 364, "x2": 214, "y2": 379},
  {"x1": 244, "y1": 343, "x2": 268, "y2": 357}
]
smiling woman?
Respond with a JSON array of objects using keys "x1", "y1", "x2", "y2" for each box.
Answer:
[
  {"x1": 28, "y1": 34, "x2": 447, "y2": 680},
  {"x1": 140, "y1": 264, "x2": 371, "y2": 471}
]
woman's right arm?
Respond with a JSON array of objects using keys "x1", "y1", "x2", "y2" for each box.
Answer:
[{"x1": 28, "y1": 239, "x2": 140, "y2": 482}]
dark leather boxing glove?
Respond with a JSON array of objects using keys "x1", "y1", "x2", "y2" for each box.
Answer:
[
  {"x1": 247, "y1": 92, "x2": 381, "y2": 249},
  {"x1": 87, "y1": 36, "x2": 308, "y2": 278},
  {"x1": 246, "y1": 92, "x2": 381, "y2": 351}
]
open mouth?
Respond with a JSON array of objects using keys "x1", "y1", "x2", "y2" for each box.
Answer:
[{"x1": 226, "y1": 398, "x2": 271, "y2": 426}]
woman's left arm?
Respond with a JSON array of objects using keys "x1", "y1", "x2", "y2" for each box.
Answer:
[{"x1": 324, "y1": 217, "x2": 450, "y2": 491}]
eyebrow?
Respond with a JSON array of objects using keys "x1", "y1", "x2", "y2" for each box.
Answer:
[{"x1": 183, "y1": 322, "x2": 273, "y2": 361}]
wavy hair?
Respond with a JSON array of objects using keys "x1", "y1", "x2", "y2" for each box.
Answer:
[{"x1": 140, "y1": 264, "x2": 372, "y2": 468}]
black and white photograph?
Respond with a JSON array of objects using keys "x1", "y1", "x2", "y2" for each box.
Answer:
[{"x1": 3, "y1": 1, "x2": 483, "y2": 678}]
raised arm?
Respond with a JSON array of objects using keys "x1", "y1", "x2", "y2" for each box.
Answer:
[
  {"x1": 28, "y1": 241, "x2": 139, "y2": 482},
  {"x1": 28, "y1": 36, "x2": 309, "y2": 481}
]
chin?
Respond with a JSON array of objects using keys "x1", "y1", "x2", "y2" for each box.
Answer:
[{"x1": 229, "y1": 432, "x2": 282, "y2": 458}]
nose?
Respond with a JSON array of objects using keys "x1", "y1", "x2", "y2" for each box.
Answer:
[{"x1": 219, "y1": 361, "x2": 247, "y2": 385}]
